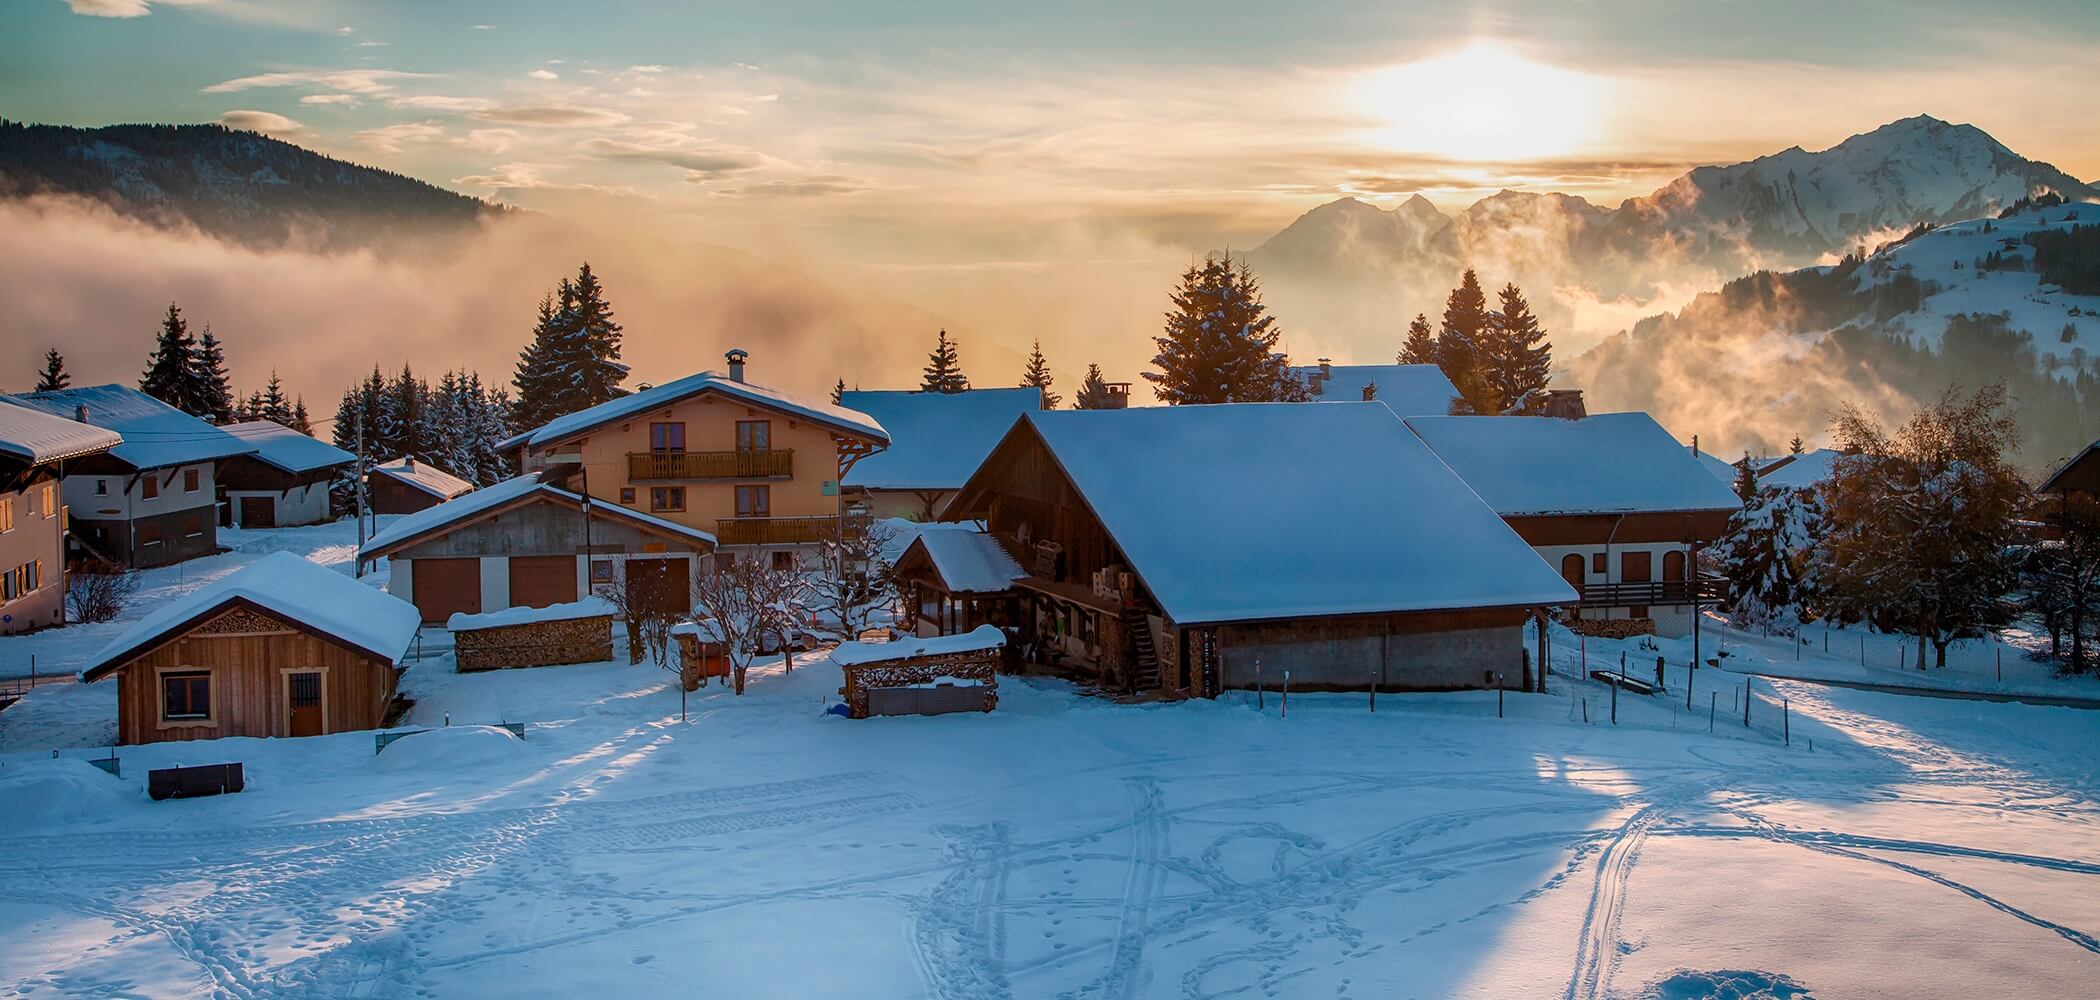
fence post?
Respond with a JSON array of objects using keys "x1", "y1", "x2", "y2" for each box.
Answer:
[
  {"x1": 1656, "y1": 656, "x2": 1666, "y2": 693},
  {"x1": 1709, "y1": 691, "x2": 1716, "y2": 732},
  {"x1": 1582, "y1": 697, "x2": 1588, "y2": 724},
  {"x1": 1743, "y1": 681, "x2": 1751, "y2": 728},
  {"x1": 1256, "y1": 657, "x2": 1264, "y2": 711},
  {"x1": 1997, "y1": 645, "x2": 2002, "y2": 683},
  {"x1": 1610, "y1": 679, "x2": 1617, "y2": 725},
  {"x1": 1783, "y1": 698, "x2": 1790, "y2": 746},
  {"x1": 1369, "y1": 665, "x2": 1376, "y2": 713},
  {"x1": 1498, "y1": 678, "x2": 1505, "y2": 719},
  {"x1": 1859, "y1": 635, "x2": 1865, "y2": 665},
  {"x1": 1686, "y1": 663, "x2": 1693, "y2": 710},
  {"x1": 1281, "y1": 670, "x2": 1289, "y2": 719}
]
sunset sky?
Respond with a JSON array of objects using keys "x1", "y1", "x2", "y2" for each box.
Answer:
[{"x1": 9, "y1": 0, "x2": 2099, "y2": 263}]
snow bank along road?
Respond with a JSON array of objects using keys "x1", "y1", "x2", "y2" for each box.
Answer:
[{"x1": 0, "y1": 526, "x2": 2093, "y2": 998}]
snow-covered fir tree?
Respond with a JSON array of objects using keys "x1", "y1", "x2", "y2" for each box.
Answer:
[
  {"x1": 1484, "y1": 283, "x2": 1552, "y2": 413},
  {"x1": 921, "y1": 329, "x2": 970, "y2": 393},
  {"x1": 831, "y1": 378, "x2": 845, "y2": 405},
  {"x1": 1144, "y1": 254, "x2": 1301, "y2": 404},
  {"x1": 377, "y1": 364, "x2": 426, "y2": 462},
  {"x1": 1020, "y1": 338, "x2": 1060, "y2": 408},
  {"x1": 1436, "y1": 270, "x2": 1494, "y2": 414},
  {"x1": 512, "y1": 264, "x2": 629, "y2": 431},
  {"x1": 1718, "y1": 474, "x2": 1825, "y2": 634},
  {"x1": 1397, "y1": 313, "x2": 1436, "y2": 366},
  {"x1": 512, "y1": 290, "x2": 563, "y2": 431},
  {"x1": 139, "y1": 302, "x2": 202, "y2": 413},
  {"x1": 192, "y1": 326, "x2": 235, "y2": 424},
  {"x1": 1074, "y1": 363, "x2": 1113, "y2": 409},
  {"x1": 291, "y1": 397, "x2": 312, "y2": 435},
  {"x1": 33, "y1": 347, "x2": 69, "y2": 392}
]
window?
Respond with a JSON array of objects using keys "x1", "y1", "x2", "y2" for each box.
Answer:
[
  {"x1": 770, "y1": 550, "x2": 796, "y2": 571},
  {"x1": 735, "y1": 420, "x2": 771, "y2": 452},
  {"x1": 162, "y1": 671, "x2": 211, "y2": 721},
  {"x1": 41, "y1": 484, "x2": 55, "y2": 517},
  {"x1": 1628, "y1": 605, "x2": 1650, "y2": 619},
  {"x1": 142, "y1": 476, "x2": 159, "y2": 501},
  {"x1": 590, "y1": 559, "x2": 616, "y2": 584},
  {"x1": 94, "y1": 479, "x2": 108, "y2": 496},
  {"x1": 735, "y1": 485, "x2": 770, "y2": 518},
  {"x1": 714, "y1": 551, "x2": 737, "y2": 573},
  {"x1": 619, "y1": 487, "x2": 636, "y2": 504},
  {"x1": 649, "y1": 422, "x2": 686, "y2": 452},
  {"x1": 184, "y1": 468, "x2": 200, "y2": 492},
  {"x1": 0, "y1": 498, "x2": 11, "y2": 533},
  {"x1": 5, "y1": 561, "x2": 39, "y2": 599},
  {"x1": 650, "y1": 486, "x2": 686, "y2": 512},
  {"x1": 1590, "y1": 552, "x2": 1606, "y2": 574}
]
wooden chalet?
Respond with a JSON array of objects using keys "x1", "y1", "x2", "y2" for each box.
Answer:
[
  {"x1": 79, "y1": 552, "x2": 420, "y2": 745},
  {"x1": 219, "y1": 421, "x2": 354, "y2": 528},
  {"x1": 1406, "y1": 407, "x2": 1741, "y2": 638},
  {"x1": 357, "y1": 468, "x2": 716, "y2": 623},
  {"x1": 366, "y1": 456, "x2": 473, "y2": 515},
  {"x1": 941, "y1": 404, "x2": 1575, "y2": 696},
  {"x1": 2041, "y1": 442, "x2": 2100, "y2": 497}
]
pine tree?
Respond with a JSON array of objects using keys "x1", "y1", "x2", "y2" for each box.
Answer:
[
  {"x1": 379, "y1": 365, "x2": 426, "y2": 462},
  {"x1": 1733, "y1": 451, "x2": 1760, "y2": 505},
  {"x1": 921, "y1": 329, "x2": 970, "y2": 393},
  {"x1": 512, "y1": 291, "x2": 562, "y2": 431},
  {"x1": 1397, "y1": 313, "x2": 1437, "y2": 366},
  {"x1": 33, "y1": 347, "x2": 69, "y2": 392},
  {"x1": 1145, "y1": 254, "x2": 1300, "y2": 404},
  {"x1": 1483, "y1": 282, "x2": 1552, "y2": 413},
  {"x1": 1718, "y1": 480, "x2": 1825, "y2": 633},
  {"x1": 1020, "y1": 338, "x2": 1060, "y2": 408},
  {"x1": 831, "y1": 378, "x2": 845, "y2": 405},
  {"x1": 191, "y1": 326, "x2": 235, "y2": 424},
  {"x1": 563, "y1": 262, "x2": 629, "y2": 409},
  {"x1": 139, "y1": 302, "x2": 200, "y2": 412},
  {"x1": 1436, "y1": 271, "x2": 1494, "y2": 413},
  {"x1": 235, "y1": 390, "x2": 263, "y2": 423},
  {"x1": 291, "y1": 397, "x2": 312, "y2": 435},
  {"x1": 1074, "y1": 364, "x2": 1113, "y2": 410},
  {"x1": 1789, "y1": 435, "x2": 1806, "y2": 455}
]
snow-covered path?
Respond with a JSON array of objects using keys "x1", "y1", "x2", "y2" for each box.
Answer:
[{"x1": 0, "y1": 529, "x2": 2094, "y2": 997}]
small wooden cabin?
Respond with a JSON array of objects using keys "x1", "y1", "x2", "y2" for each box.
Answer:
[
  {"x1": 890, "y1": 527, "x2": 1026, "y2": 638},
  {"x1": 79, "y1": 552, "x2": 420, "y2": 745},
  {"x1": 366, "y1": 456, "x2": 473, "y2": 515}
]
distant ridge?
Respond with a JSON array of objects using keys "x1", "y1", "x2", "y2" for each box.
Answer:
[{"x1": 0, "y1": 120, "x2": 505, "y2": 249}]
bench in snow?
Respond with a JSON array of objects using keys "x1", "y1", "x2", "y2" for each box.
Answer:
[{"x1": 1589, "y1": 669, "x2": 1660, "y2": 696}]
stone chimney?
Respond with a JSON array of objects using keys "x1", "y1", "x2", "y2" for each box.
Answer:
[
  {"x1": 1103, "y1": 382, "x2": 1132, "y2": 410},
  {"x1": 1361, "y1": 383, "x2": 1377, "y2": 402},
  {"x1": 1541, "y1": 388, "x2": 1587, "y2": 420},
  {"x1": 1308, "y1": 358, "x2": 1333, "y2": 396},
  {"x1": 74, "y1": 403, "x2": 90, "y2": 423},
  {"x1": 725, "y1": 348, "x2": 749, "y2": 383}
]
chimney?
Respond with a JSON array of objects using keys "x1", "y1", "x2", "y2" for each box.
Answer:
[
  {"x1": 1542, "y1": 388, "x2": 1587, "y2": 420},
  {"x1": 403, "y1": 456, "x2": 416, "y2": 471},
  {"x1": 725, "y1": 348, "x2": 749, "y2": 383},
  {"x1": 1103, "y1": 382, "x2": 1132, "y2": 410},
  {"x1": 1361, "y1": 383, "x2": 1377, "y2": 402},
  {"x1": 1318, "y1": 358, "x2": 1331, "y2": 379},
  {"x1": 74, "y1": 404, "x2": 90, "y2": 423}
]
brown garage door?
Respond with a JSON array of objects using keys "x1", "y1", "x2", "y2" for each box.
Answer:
[
  {"x1": 508, "y1": 555, "x2": 578, "y2": 610},
  {"x1": 412, "y1": 557, "x2": 481, "y2": 623},
  {"x1": 239, "y1": 496, "x2": 275, "y2": 529},
  {"x1": 625, "y1": 556, "x2": 691, "y2": 615}
]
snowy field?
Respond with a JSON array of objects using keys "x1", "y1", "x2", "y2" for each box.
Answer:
[{"x1": 0, "y1": 527, "x2": 2096, "y2": 998}]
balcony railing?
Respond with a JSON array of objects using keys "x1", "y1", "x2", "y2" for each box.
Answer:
[
  {"x1": 627, "y1": 449, "x2": 793, "y2": 481},
  {"x1": 1573, "y1": 577, "x2": 1726, "y2": 608},
  {"x1": 715, "y1": 515, "x2": 838, "y2": 546}
]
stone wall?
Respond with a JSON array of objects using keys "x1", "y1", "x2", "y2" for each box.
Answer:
[{"x1": 454, "y1": 614, "x2": 615, "y2": 671}]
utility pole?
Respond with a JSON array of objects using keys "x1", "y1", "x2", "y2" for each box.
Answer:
[{"x1": 354, "y1": 416, "x2": 368, "y2": 578}]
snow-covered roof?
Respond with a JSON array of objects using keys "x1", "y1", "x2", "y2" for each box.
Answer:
[
  {"x1": 80, "y1": 552, "x2": 420, "y2": 680},
  {"x1": 982, "y1": 403, "x2": 1574, "y2": 625},
  {"x1": 368, "y1": 456, "x2": 473, "y2": 500},
  {"x1": 3, "y1": 384, "x2": 252, "y2": 471},
  {"x1": 221, "y1": 420, "x2": 354, "y2": 474},
  {"x1": 829, "y1": 624, "x2": 1006, "y2": 666},
  {"x1": 1291, "y1": 363, "x2": 1458, "y2": 416},
  {"x1": 1689, "y1": 446, "x2": 1740, "y2": 484},
  {"x1": 508, "y1": 371, "x2": 889, "y2": 452},
  {"x1": 2041, "y1": 441, "x2": 2100, "y2": 494},
  {"x1": 448, "y1": 595, "x2": 614, "y2": 632},
  {"x1": 0, "y1": 399, "x2": 123, "y2": 466},
  {"x1": 1757, "y1": 449, "x2": 1842, "y2": 490},
  {"x1": 904, "y1": 529, "x2": 1026, "y2": 594},
  {"x1": 873, "y1": 516, "x2": 982, "y2": 565},
  {"x1": 1408, "y1": 413, "x2": 1745, "y2": 517},
  {"x1": 839, "y1": 388, "x2": 1039, "y2": 490},
  {"x1": 359, "y1": 472, "x2": 716, "y2": 558}
]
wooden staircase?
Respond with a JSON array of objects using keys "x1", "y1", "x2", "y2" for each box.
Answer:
[{"x1": 1124, "y1": 608, "x2": 1159, "y2": 690}]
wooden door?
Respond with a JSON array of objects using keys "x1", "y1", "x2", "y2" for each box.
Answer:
[
  {"x1": 508, "y1": 555, "x2": 578, "y2": 610},
  {"x1": 412, "y1": 557, "x2": 481, "y2": 623},
  {"x1": 625, "y1": 556, "x2": 691, "y2": 614},
  {"x1": 240, "y1": 496, "x2": 275, "y2": 529},
  {"x1": 286, "y1": 671, "x2": 324, "y2": 737},
  {"x1": 1560, "y1": 553, "x2": 1586, "y2": 591},
  {"x1": 1621, "y1": 550, "x2": 1652, "y2": 583}
]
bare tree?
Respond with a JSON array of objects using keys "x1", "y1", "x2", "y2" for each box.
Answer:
[
  {"x1": 597, "y1": 578, "x2": 688, "y2": 713},
  {"x1": 810, "y1": 514, "x2": 899, "y2": 640},
  {"x1": 690, "y1": 556, "x2": 809, "y2": 694},
  {"x1": 67, "y1": 564, "x2": 140, "y2": 624}
]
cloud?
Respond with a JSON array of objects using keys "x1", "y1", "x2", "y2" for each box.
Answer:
[
  {"x1": 586, "y1": 139, "x2": 765, "y2": 178},
  {"x1": 203, "y1": 69, "x2": 433, "y2": 95},
  {"x1": 717, "y1": 175, "x2": 870, "y2": 198},
  {"x1": 218, "y1": 109, "x2": 303, "y2": 134},
  {"x1": 628, "y1": 65, "x2": 666, "y2": 74},
  {"x1": 66, "y1": 0, "x2": 209, "y2": 17},
  {"x1": 299, "y1": 94, "x2": 360, "y2": 107},
  {"x1": 355, "y1": 40, "x2": 389, "y2": 48},
  {"x1": 354, "y1": 121, "x2": 446, "y2": 153},
  {"x1": 527, "y1": 69, "x2": 559, "y2": 81},
  {"x1": 473, "y1": 105, "x2": 632, "y2": 127},
  {"x1": 387, "y1": 94, "x2": 498, "y2": 113}
]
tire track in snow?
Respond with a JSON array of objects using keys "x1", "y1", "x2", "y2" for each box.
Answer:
[{"x1": 1563, "y1": 795, "x2": 1677, "y2": 1000}]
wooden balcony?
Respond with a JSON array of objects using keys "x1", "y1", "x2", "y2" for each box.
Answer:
[
  {"x1": 1573, "y1": 577, "x2": 1726, "y2": 608},
  {"x1": 627, "y1": 449, "x2": 792, "y2": 481},
  {"x1": 715, "y1": 515, "x2": 838, "y2": 546}
]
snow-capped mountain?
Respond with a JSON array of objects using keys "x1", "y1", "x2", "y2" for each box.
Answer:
[
  {"x1": 1251, "y1": 193, "x2": 1447, "y2": 274},
  {"x1": 1569, "y1": 197, "x2": 2100, "y2": 469}
]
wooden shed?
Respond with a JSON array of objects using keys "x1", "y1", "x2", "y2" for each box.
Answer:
[
  {"x1": 79, "y1": 552, "x2": 421, "y2": 745},
  {"x1": 828, "y1": 625, "x2": 1004, "y2": 718},
  {"x1": 365, "y1": 456, "x2": 473, "y2": 515}
]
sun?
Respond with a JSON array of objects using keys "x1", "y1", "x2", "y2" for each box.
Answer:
[{"x1": 1351, "y1": 41, "x2": 1607, "y2": 162}]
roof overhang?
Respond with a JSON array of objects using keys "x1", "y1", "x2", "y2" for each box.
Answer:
[
  {"x1": 81, "y1": 595, "x2": 405, "y2": 682},
  {"x1": 359, "y1": 483, "x2": 716, "y2": 559}
]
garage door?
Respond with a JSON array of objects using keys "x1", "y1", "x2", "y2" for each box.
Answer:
[
  {"x1": 624, "y1": 556, "x2": 691, "y2": 615},
  {"x1": 239, "y1": 496, "x2": 275, "y2": 529},
  {"x1": 412, "y1": 557, "x2": 481, "y2": 623},
  {"x1": 508, "y1": 555, "x2": 578, "y2": 610}
]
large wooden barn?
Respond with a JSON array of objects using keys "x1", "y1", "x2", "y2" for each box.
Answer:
[
  {"x1": 79, "y1": 552, "x2": 421, "y2": 745},
  {"x1": 941, "y1": 403, "x2": 1576, "y2": 695},
  {"x1": 357, "y1": 468, "x2": 717, "y2": 623}
]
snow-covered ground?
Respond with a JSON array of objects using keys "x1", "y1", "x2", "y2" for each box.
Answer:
[{"x1": 0, "y1": 528, "x2": 2096, "y2": 998}]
